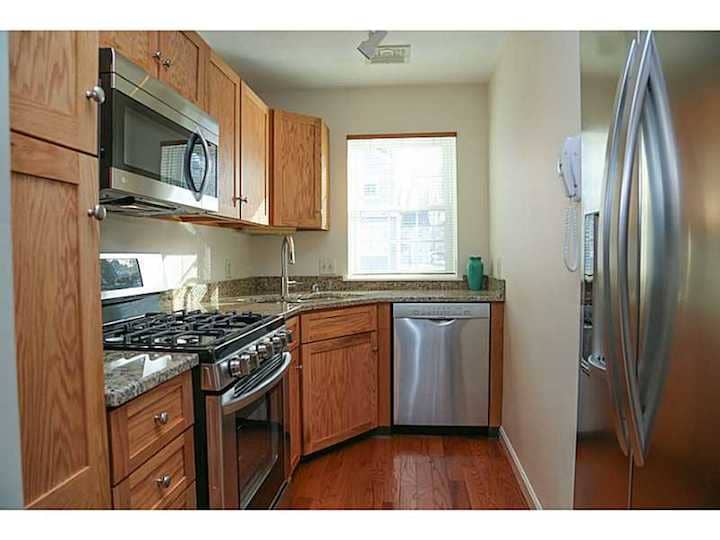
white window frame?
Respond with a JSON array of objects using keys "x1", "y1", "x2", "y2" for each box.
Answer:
[{"x1": 346, "y1": 132, "x2": 459, "y2": 281}]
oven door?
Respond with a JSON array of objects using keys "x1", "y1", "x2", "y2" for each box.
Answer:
[
  {"x1": 99, "y1": 84, "x2": 219, "y2": 213},
  {"x1": 207, "y1": 352, "x2": 291, "y2": 509}
]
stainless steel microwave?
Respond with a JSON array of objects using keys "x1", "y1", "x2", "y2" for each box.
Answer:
[{"x1": 98, "y1": 48, "x2": 219, "y2": 216}]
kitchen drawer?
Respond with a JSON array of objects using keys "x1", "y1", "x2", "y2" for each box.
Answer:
[
  {"x1": 112, "y1": 428, "x2": 195, "y2": 509},
  {"x1": 162, "y1": 481, "x2": 197, "y2": 509},
  {"x1": 286, "y1": 316, "x2": 299, "y2": 351},
  {"x1": 301, "y1": 304, "x2": 377, "y2": 344},
  {"x1": 108, "y1": 371, "x2": 194, "y2": 483}
]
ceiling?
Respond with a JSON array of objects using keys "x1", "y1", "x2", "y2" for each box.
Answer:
[{"x1": 200, "y1": 31, "x2": 506, "y2": 93}]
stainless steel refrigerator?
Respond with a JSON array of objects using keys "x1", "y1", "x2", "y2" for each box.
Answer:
[{"x1": 575, "y1": 31, "x2": 720, "y2": 509}]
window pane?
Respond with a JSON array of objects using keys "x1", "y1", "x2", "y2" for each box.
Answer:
[{"x1": 348, "y1": 136, "x2": 457, "y2": 277}]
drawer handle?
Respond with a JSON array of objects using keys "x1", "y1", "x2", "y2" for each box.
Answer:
[
  {"x1": 156, "y1": 474, "x2": 172, "y2": 489},
  {"x1": 154, "y1": 412, "x2": 170, "y2": 425}
]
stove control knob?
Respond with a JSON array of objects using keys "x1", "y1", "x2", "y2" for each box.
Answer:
[
  {"x1": 257, "y1": 341, "x2": 272, "y2": 361},
  {"x1": 279, "y1": 328, "x2": 293, "y2": 343},
  {"x1": 272, "y1": 336, "x2": 284, "y2": 350},
  {"x1": 228, "y1": 353, "x2": 252, "y2": 378},
  {"x1": 246, "y1": 348, "x2": 260, "y2": 370}
]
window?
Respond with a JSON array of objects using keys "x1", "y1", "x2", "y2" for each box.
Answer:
[{"x1": 347, "y1": 134, "x2": 458, "y2": 278}]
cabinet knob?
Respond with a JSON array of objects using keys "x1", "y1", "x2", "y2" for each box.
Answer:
[
  {"x1": 85, "y1": 85, "x2": 105, "y2": 104},
  {"x1": 162, "y1": 57, "x2": 173, "y2": 69},
  {"x1": 152, "y1": 50, "x2": 162, "y2": 62},
  {"x1": 87, "y1": 205, "x2": 107, "y2": 221},
  {"x1": 156, "y1": 474, "x2": 172, "y2": 489},
  {"x1": 153, "y1": 411, "x2": 170, "y2": 425},
  {"x1": 232, "y1": 196, "x2": 249, "y2": 204}
]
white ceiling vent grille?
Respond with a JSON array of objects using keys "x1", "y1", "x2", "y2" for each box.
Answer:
[{"x1": 367, "y1": 45, "x2": 411, "y2": 64}]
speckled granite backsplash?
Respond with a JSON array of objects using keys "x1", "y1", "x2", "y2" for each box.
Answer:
[{"x1": 162, "y1": 275, "x2": 504, "y2": 311}]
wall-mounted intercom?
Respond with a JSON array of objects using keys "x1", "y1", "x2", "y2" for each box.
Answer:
[{"x1": 558, "y1": 136, "x2": 581, "y2": 272}]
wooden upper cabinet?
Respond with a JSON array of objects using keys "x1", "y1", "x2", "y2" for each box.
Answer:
[
  {"x1": 271, "y1": 110, "x2": 329, "y2": 230},
  {"x1": 99, "y1": 31, "x2": 208, "y2": 109},
  {"x1": 9, "y1": 31, "x2": 99, "y2": 155},
  {"x1": 158, "y1": 31, "x2": 209, "y2": 108},
  {"x1": 301, "y1": 331, "x2": 378, "y2": 455},
  {"x1": 240, "y1": 82, "x2": 270, "y2": 225},
  {"x1": 206, "y1": 52, "x2": 241, "y2": 219},
  {"x1": 99, "y1": 31, "x2": 160, "y2": 75},
  {"x1": 10, "y1": 133, "x2": 110, "y2": 508}
]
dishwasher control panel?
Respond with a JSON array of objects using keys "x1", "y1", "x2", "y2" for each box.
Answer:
[{"x1": 393, "y1": 303, "x2": 490, "y2": 319}]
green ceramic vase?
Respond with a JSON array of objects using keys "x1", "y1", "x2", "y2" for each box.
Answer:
[{"x1": 466, "y1": 256, "x2": 484, "y2": 290}]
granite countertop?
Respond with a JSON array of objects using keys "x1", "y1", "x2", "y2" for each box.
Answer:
[
  {"x1": 104, "y1": 350, "x2": 199, "y2": 408},
  {"x1": 202, "y1": 287, "x2": 504, "y2": 319},
  {"x1": 104, "y1": 285, "x2": 503, "y2": 406}
]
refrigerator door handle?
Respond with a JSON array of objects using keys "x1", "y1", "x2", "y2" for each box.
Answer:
[
  {"x1": 597, "y1": 36, "x2": 639, "y2": 457},
  {"x1": 617, "y1": 31, "x2": 682, "y2": 467}
]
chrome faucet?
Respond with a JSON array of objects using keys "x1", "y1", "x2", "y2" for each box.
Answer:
[{"x1": 280, "y1": 235, "x2": 297, "y2": 301}]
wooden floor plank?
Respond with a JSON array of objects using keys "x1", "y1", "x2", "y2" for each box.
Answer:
[{"x1": 280, "y1": 434, "x2": 528, "y2": 510}]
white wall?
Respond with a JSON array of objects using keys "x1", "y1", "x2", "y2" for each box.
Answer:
[
  {"x1": 488, "y1": 32, "x2": 582, "y2": 509},
  {"x1": 101, "y1": 214, "x2": 256, "y2": 289},
  {"x1": 0, "y1": 31, "x2": 24, "y2": 508},
  {"x1": 249, "y1": 84, "x2": 490, "y2": 277}
]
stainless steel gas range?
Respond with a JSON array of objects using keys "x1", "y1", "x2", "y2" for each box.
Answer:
[{"x1": 101, "y1": 255, "x2": 293, "y2": 509}]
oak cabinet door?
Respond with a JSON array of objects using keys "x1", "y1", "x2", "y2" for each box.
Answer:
[
  {"x1": 11, "y1": 133, "x2": 110, "y2": 509},
  {"x1": 99, "y1": 31, "x2": 160, "y2": 76},
  {"x1": 271, "y1": 110, "x2": 329, "y2": 230},
  {"x1": 301, "y1": 332, "x2": 378, "y2": 455},
  {"x1": 206, "y1": 53, "x2": 241, "y2": 218},
  {"x1": 158, "y1": 31, "x2": 209, "y2": 108},
  {"x1": 240, "y1": 82, "x2": 270, "y2": 225},
  {"x1": 288, "y1": 344, "x2": 302, "y2": 471},
  {"x1": 9, "y1": 31, "x2": 99, "y2": 155}
]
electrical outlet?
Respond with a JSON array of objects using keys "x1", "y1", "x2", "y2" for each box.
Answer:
[
  {"x1": 318, "y1": 256, "x2": 336, "y2": 276},
  {"x1": 224, "y1": 258, "x2": 232, "y2": 279},
  {"x1": 493, "y1": 257, "x2": 503, "y2": 280}
]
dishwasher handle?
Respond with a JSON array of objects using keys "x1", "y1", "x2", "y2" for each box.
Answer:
[{"x1": 423, "y1": 318, "x2": 457, "y2": 326}]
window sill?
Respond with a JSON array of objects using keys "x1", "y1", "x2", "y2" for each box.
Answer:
[{"x1": 343, "y1": 274, "x2": 462, "y2": 282}]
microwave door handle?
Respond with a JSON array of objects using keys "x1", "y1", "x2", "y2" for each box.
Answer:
[
  {"x1": 220, "y1": 352, "x2": 292, "y2": 415},
  {"x1": 184, "y1": 130, "x2": 210, "y2": 201}
]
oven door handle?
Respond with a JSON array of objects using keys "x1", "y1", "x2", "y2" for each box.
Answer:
[{"x1": 220, "y1": 352, "x2": 292, "y2": 414}]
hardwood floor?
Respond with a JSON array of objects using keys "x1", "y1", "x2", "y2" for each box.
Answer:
[{"x1": 277, "y1": 434, "x2": 528, "y2": 510}]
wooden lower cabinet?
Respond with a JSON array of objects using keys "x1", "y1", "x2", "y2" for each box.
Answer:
[
  {"x1": 112, "y1": 428, "x2": 195, "y2": 510},
  {"x1": 165, "y1": 482, "x2": 197, "y2": 509},
  {"x1": 107, "y1": 372, "x2": 194, "y2": 483},
  {"x1": 301, "y1": 331, "x2": 379, "y2": 455},
  {"x1": 286, "y1": 317, "x2": 302, "y2": 473},
  {"x1": 301, "y1": 304, "x2": 376, "y2": 344},
  {"x1": 11, "y1": 133, "x2": 110, "y2": 509},
  {"x1": 107, "y1": 372, "x2": 196, "y2": 509}
]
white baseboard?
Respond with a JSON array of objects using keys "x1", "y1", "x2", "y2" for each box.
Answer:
[{"x1": 499, "y1": 426, "x2": 543, "y2": 510}]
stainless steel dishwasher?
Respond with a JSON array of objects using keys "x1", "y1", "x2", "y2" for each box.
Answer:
[{"x1": 393, "y1": 303, "x2": 490, "y2": 426}]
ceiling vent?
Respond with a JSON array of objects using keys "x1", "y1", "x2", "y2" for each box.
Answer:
[{"x1": 366, "y1": 45, "x2": 411, "y2": 64}]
